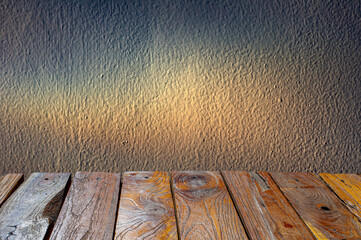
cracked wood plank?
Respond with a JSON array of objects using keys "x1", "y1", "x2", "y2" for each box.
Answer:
[
  {"x1": 0, "y1": 174, "x2": 23, "y2": 208},
  {"x1": 50, "y1": 172, "x2": 120, "y2": 240},
  {"x1": 172, "y1": 171, "x2": 248, "y2": 240},
  {"x1": 271, "y1": 172, "x2": 361, "y2": 239},
  {"x1": 222, "y1": 171, "x2": 314, "y2": 239},
  {"x1": 115, "y1": 171, "x2": 178, "y2": 240},
  {"x1": 319, "y1": 173, "x2": 361, "y2": 221},
  {"x1": 0, "y1": 172, "x2": 70, "y2": 240}
]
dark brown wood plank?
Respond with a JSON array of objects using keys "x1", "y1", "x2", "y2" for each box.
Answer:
[
  {"x1": 0, "y1": 174, "x2": 23, "y2": 207},
  {"x1": 172, "y1": 171, "x2": 248, "y2": 240},
  {"x1": 319, "y1": 173, "x2": 361, "y2": 221},
  {"x1": 115, "y1": 171, "x2": 178, "y2": 240},
  {"x1": 271, "y1": 172, "x2": 361, "y2": 239},
  {"x1": 222, "y1": 171, "x2": 314, "y2": 239},
  {"x1": 0, "y1": 172, "x2": 70, "y2": 240},
  {"x1": 50, "y1": 172, "x2": 121, "y2": 240}
]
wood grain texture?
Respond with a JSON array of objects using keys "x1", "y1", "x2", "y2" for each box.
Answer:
[
  {"x1": 0, "y1": 172, "x2": 70, "y2": 240},
  {"x1": 222, "y1": 171, "x2": 314, "y2": 239},
  {"x1": 115, "y1": 171, "x2": 178, "y2": 240},
  {"x1": 319, "y1": 173, "x2": 361, "y2": 221},
  {"x1": 50, "y1": 172, "x2": 121, "y2": 240},
  {"x1": 271, "y1": 172, "x2": 361, "y2": 239},
  {"x1": 172, "y1": 171, "x2": 248, "y2": 240},
  {"x1": 0, "y1": 174, "x2": 23, "y2": 207}
]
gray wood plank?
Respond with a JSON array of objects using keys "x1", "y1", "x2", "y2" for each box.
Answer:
[
  {"x1": 50, "y1": 172, "x2": 121, "y2": 240},
  {"x1": 0, "y1": 172, "x2": 70, "y2": 240}
]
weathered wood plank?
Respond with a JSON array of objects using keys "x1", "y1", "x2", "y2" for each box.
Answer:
[
  {"x1": 0, "y1": 172, "x2": 70, "y2": 240},
  {"x1": 172, "y1": 171, "x2": 248, "y2": 240},
  {"x1": 115, "y1": 171, "x2": 178, "y2": 240},
  {"x1": 50, "y1": 172, "x2": 120, "y2": 240},
  {"x1": 319, "y1": 173, "x2": 361, "y2": 221},
  {"x1": 0, "y1": 174, "x2": 23, "y2": 207},
  {"x1": 222, "y1": 171, "x2": 314, "y2": 239},
  {"x1": 271, "y1": 172, "x2": 361, "y2": 239}
]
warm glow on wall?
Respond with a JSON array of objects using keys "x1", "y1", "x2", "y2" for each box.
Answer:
[{"x1": 1, "y1": 0, "x2": 360, "y2": 175}]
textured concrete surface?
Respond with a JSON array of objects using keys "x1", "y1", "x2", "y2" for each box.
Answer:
[{"x1": 1, "y1": 0, "x2": 360, "y2": 176}]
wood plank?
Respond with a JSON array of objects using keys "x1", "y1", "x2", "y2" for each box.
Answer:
[
  {"x1": 50, "y1": 172, "x2": 121, "y2": 240},
  {"x1": 0, "y1": 174, "x2": 23, "y2": 207},
  {"x1": 115, "y1": 171, "x2": 178, "y2": 240},
  {"x1": 222, "y1": 171, "x2": 314, "y2": 239},
  {"x1": 0, "y1": 172, "x2": 70, "y2": 240},
  {"x1": 271, "y1": 172, "x2": 361, "y2": 239},
  {"x1": 319, "y1": 173, "x2": 361, "y2": 221},
  {"x1": 172, "y1": 171, "x2": 248, "y2": 240}
]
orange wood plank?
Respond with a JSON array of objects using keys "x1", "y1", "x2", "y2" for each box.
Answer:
[
  {"x1": 50, "y1": 172, "x2": 121, "y2": 240},
  {"x1": 0, "y1": 172, "x2": 70, "y2": 239},
  {"x1": 271, "y1": 172, "x2": 361, "y2": 239},
  {"x1": 115, "y1": 171, "x2": 178, "y2": 240},
  {"x1": 0, "y1": 173, "x2": 23, "y2": 207},
  {"x1": 172, "y1": 171, "x2": 248, "y2": 239},
  {"x1": 319, "y1": 173, "x2": 361, "y2": 221},
  {"x1": 223, "y1": 171, "x2": 314, "y2": 239}
]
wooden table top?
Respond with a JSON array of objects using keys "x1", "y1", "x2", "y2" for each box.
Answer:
[{"x1": 0, "y1": 171, "x2": 360, "y2": 239}]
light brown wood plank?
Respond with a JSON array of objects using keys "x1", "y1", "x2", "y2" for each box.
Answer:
[
  {"x1": 0, "y1": 172, "x2": 70, "y2": 240},
  {"x1": 172, "y1": 171, "x2": 248, "y2": 240},
  {"x1": 319, "y1": 173, "x2": 361, "y2": 221},
  {"x1": 271, "y1": 172, "x2": 361, "y2": 239},
  {"x1": 222, "y1": 171, "x2": 314, "y2": 239},
  {"x1": 50, "y1": 172, "x2": 120, "y2": 240},
  {"x1": 0, "y1": 174, "x2": 23, "y2": 207},
  {"x1": 115, "y1": 171, "x2": 178, "y2": 240}
]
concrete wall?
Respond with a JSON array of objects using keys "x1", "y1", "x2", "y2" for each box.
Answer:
[{"x1": 1, "y1": 0, "x2": 360, "y2": 176}]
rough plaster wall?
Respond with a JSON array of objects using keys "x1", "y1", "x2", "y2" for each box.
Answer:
[{"x1": 1, "y1": 0, "x2": 360, "y2": 176}]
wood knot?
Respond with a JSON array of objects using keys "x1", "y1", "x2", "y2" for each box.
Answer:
[
  {"x1": 145, "y1": 203, "x2": 167, "y2": 215},
  {"x1": 283, "y1": 222, "x2": 293, "y2": 228},
  {"x1": 173, "y1": 172, "x2": 221, "y2": 201},
  {"x1": 126, "y1": 172, "x2": 154, "y2": 185},
  {"x1": 42, "y1": 190, "x2": 65, "y2": 222}
]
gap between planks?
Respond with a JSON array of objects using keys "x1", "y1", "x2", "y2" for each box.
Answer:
[
  {"x1": 220, "y1": 171, "x2": 253, "y2": 240},
  {"x1": 169, "y1": 172, "x2": 182, "y2": 240},
  {"x1": 0, "y1": 174, "x2": 24, "y2": 208}
]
